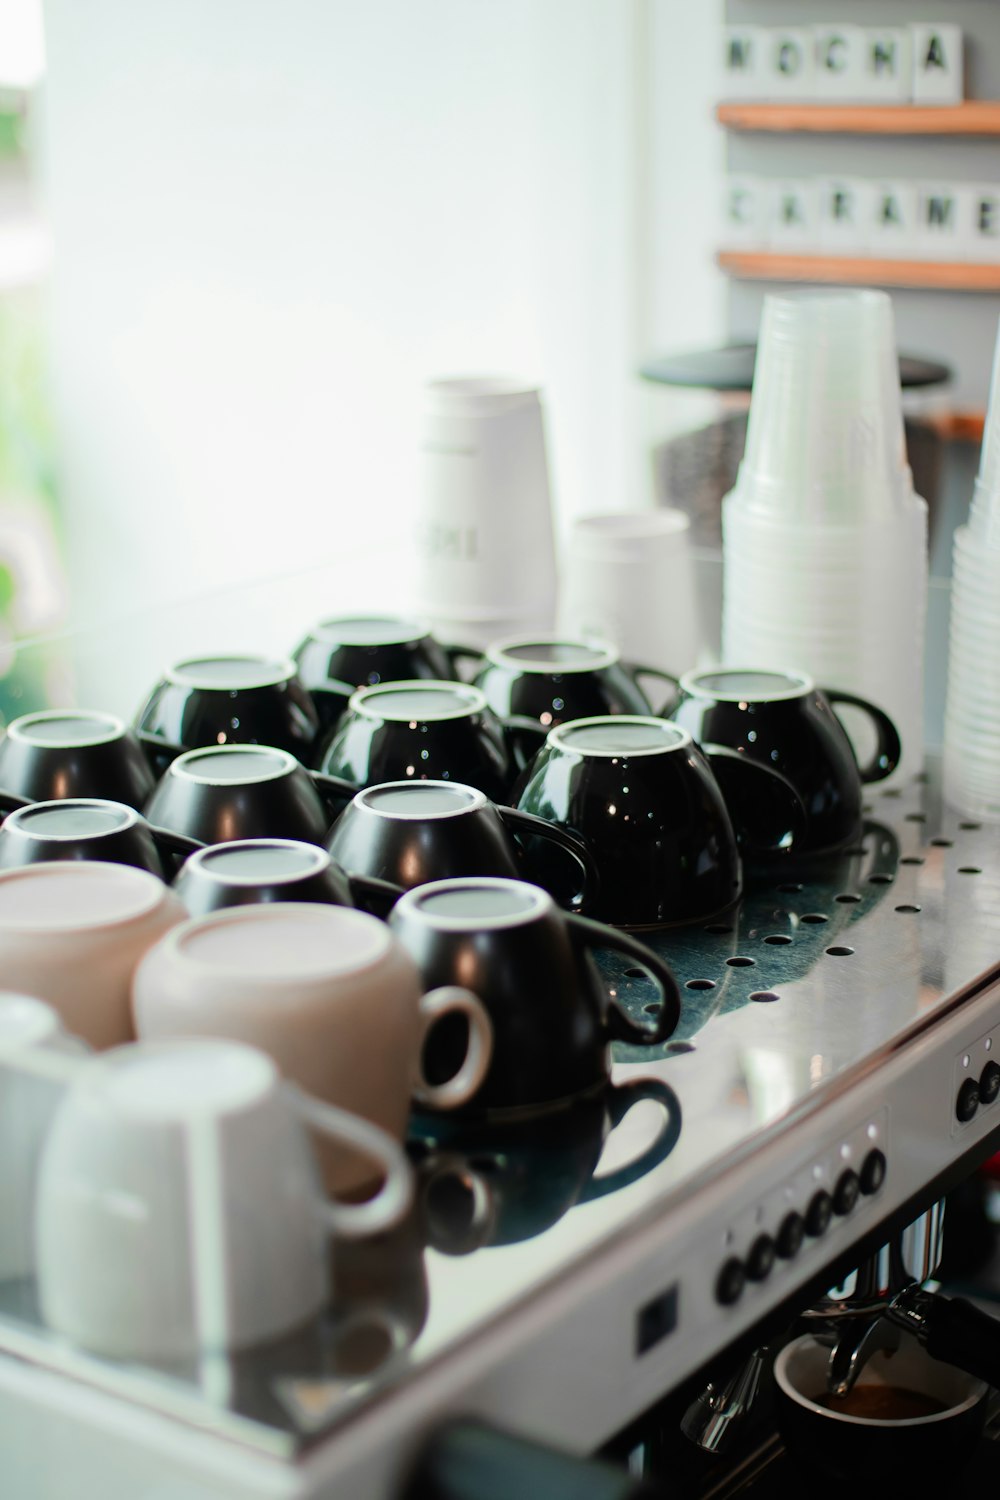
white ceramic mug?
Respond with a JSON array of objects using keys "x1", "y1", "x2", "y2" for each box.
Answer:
[
  {"x1": 0, "y1": 992, "x2": 85, "y2": 1281},
  {"x1": 35, "y1": 1037, "x2": 414, "y2": 1359},
  {"x1": 132, "y1": 902, "x2": 493, "y2": 1194},
  {"x1": 0, "y1": 863, "x2": 187, "y2": 1050}
]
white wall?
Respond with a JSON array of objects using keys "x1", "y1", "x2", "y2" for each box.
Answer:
[
  {"x1": 641, "y1": 0, "x2": 728, "y2": 473},
  {"x1": 38, "y1": 0, "x2": 726, "y2": 629}
]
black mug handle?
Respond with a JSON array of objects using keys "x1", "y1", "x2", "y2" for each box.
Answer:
[
  {"x1": 502, "y1": 714, "x2": 549, "y2": 774},
  {"x1": 702, "y1": 744, "x2": 807, "y2": 857},
  {"x1": 495, "y1": 805, "x2": 599, "y2": 914},
  {"x1": 564, "y1": 912, "x2": 681, "y2": 1046},
  {"x1": 579, "y1": 1078, "x2": 683, "y2": 1203},
  {"x1": 821, "y1": 687, "x2": 902, "y2": 785},
  {"x1": 149, "y1": 824, "x2": 204, "y2": 878},
  {"x1": 308, "y1": 768, "x2": 361, "y2": 823},
  {"x1": 347, "y1": 870, "x2": 406, "y2": 919},
  {"x1": 136, "y1": 729, "x2": 186, "y2": 780},
  {"x1": 623, "y1": 661, "x2": 681, "y2": 718}
]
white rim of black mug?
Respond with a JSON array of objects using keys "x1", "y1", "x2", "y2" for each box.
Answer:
[
  {"x1": 394, "y1": 875, "x2": 553, "y2": 932},
  {"x1": 680, "y1": 667, "x2": 814, "y2": 704},
  {"x1": 6, "y1": 709, "x2": 128, "y2": 748},
  {"x1": 772, "y1": 1336, "x2": 986, "y2": 1427},
  {"x1": 2, "y1": 798, "x2": 140, "y2": 841},
  {"x1": 307, "y1": 614, "x2": 434, "y2": 648},
  {"x1": 485, "y1": 635, "x2": 619, "y2": 674},
  {"x1": 348, "y1": 681, "x2": 490, "y2": 723},
  {"x1": 159, "y1": 900, "x2": 394, "y2": 981},
  {"x1": 355, "y1": 781, "x2": 489, "y2": 821},
  {"x1": 546, "y1": 715, "x2": 692, "y2": 759},
  {"x1": 169, "y1": 745, "x2": 299, "y2": 786},
  {"x1": 183, "y1": 839, "x2": 333, "y2": 886},
  {"x1": 165, "y1": 655, "x2": 298, "y2": 692}
]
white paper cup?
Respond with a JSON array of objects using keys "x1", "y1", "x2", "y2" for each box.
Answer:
[
  {"x1": 558, "y1": 510, "x2": 702, "y2": 677},
  {"x1": 413, "y1": 377, "x2": 557, "y2": 635}
]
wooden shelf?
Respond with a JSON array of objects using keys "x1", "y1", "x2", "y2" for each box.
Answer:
[
  {"x1": 926, "y1": 410, "x2": 986, "y2": 444},
  {"x1": 717, "y1": 251, "x2": 1000, "y2": 292},
  {"x1": 715, "y1": 101, "x2": 1000, "y2": 136}
]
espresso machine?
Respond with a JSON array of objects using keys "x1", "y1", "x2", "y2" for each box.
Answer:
[{"x1": 2, "y1": 693, "x2": 1000, "y2": 1499}]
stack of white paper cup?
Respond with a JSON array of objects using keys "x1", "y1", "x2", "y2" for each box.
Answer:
[
  {"x1": 411, "y1": 378, "x2": 558, "y2": 649},
  {"x1": 557, "y1": 510, "x2": 702, "y2": 677},
  {"x1": 722, "y1": 290, "x2": 927, "y2": 787},
  {"x1": 944, "y1": 318, "x2": 1000, "y2": 820}
]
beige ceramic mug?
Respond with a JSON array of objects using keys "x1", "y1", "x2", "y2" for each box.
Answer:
[
  {"x1": 131, "y1": 902, "x2": 493, "y2": 1194},
  {"x1": 0, "y1": 862, "x2": 186, "y2": 1050}
]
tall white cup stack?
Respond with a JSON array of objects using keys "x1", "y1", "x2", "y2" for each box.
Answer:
[
  {"x1": 721, "y1": 290, "x2": 927, "y2": 787},
  {"x1": 943, "y1": 317, "x2": 1000, "y2": 821},
  {"x1": 411, "y1": 377, "x2": 558, "y2": 649}
]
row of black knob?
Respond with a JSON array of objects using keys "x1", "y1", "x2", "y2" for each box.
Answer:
[
  {"x1": 714, "y1": 1148, "x2": 887, "y2": 1307},
  {"x1": 955, "y1": 1060, "x2": 1000, "y2": 1124}
]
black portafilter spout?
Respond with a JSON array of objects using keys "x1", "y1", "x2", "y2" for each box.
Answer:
[
  {"x1": 883, "y1": 1284, "x2": 1000, "y2": 1393},
  {"x1": 398, "y1": 1420, "x2": 659, "y2": 1500}
]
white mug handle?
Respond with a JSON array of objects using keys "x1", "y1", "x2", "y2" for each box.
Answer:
[
  {"x1": 283, "y1": 1083, "x2": 414, "y2": 1240},
  {"x1": 412, "y1": 986, "x2": 493, "y2": 1111}
]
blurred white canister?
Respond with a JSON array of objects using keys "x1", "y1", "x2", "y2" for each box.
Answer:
[
  {"x1": 558, "y1": 510, "x2": 702, "y2": 678},
  {"x1": 412, "y1": 378, "x2": 558, "y2": 647}
]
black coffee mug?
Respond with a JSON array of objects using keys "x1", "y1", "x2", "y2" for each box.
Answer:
[
  {"x1": 387, "y1": 877, "x2": 681, "y2": 1117},
  {"x1": 171, "y1": 837, "x2": 403, "y2": 919},
  {"x1": 0, "y1": 710, "x2": 156, "y2": 814},
  {"x1": 293, "y1": 614, "x2": 461, "y2": 734},
  {"x1": 0, "y1": 798, "x2": 201, "y2": 879},
  {"x1": 411, "y1": 1076, "x2": 682, "y2": 1251},
  {"x1": 513, "y1": 716, "x2": 805, "y2": 927},
  {"x1": 467, "y1": 635, "x2": 678, "y2": 754},
  {"x1": 671, "y1": 668, "x2": 901, "y2": 857},
  {"x1": 143, "y1": 744, "x2": 357, "y2": 847},
  {"x1": 134, "y1": 655, "x2": 321, "y2": 778},
  {"x1": 316, "y1": 681, "x2": 519, "y2": 803},
  {"x1": 325, "y1": 780, "x2": 597, "y2": 912}
]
